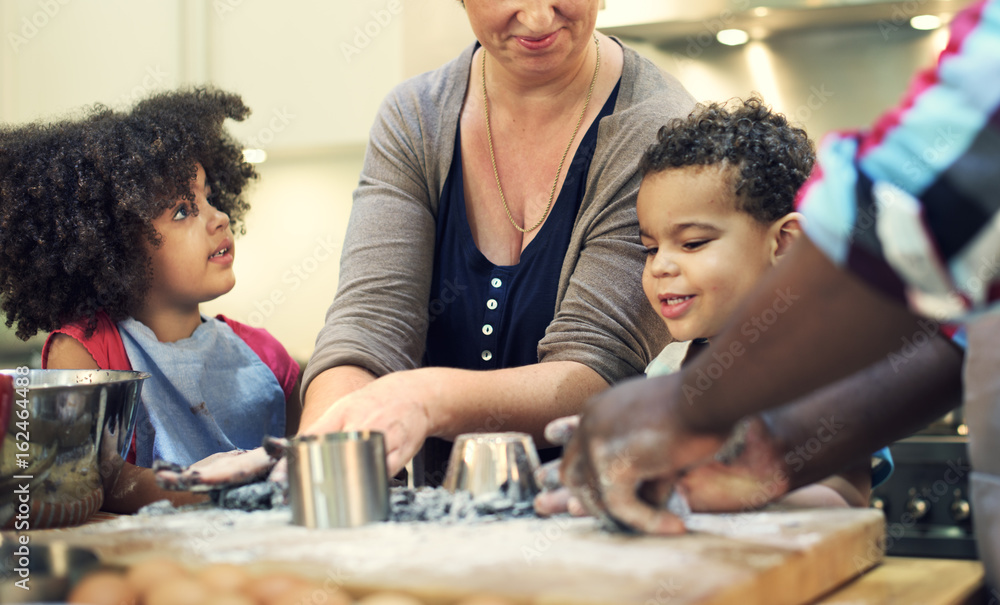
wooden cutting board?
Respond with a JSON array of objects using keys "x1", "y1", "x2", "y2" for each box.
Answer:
[{"x1": 33, "y1": 506, "x2": 885, "y2": 605}]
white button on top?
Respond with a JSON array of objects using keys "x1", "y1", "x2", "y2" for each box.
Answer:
[
  {"x1": 486, "y1": 298, "x2": 498, "y2": 310},
  {"x1": 491, "y1": 278, "x2": 502, "y2": 288},
  {"x1": 481, "y1": 350, "x2": 493, "y2": 361},
  {"x1": 482, "y1": 324, "x2": 493, "y2": 336}
]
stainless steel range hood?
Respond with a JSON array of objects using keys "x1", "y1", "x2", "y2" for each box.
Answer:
[{"x1": 597, "y1": 0, "x2": 971, "y2": 45}]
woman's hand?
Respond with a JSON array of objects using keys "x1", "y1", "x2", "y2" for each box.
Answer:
[{"x1": 303, "y1": 369, "x2": 437, "y2": 476}]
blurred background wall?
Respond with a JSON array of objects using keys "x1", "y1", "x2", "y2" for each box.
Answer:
[{"x1": 0, "y1": 0, "x2": 971, "y2": 367}]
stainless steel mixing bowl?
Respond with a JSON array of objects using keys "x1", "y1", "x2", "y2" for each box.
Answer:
[{"x1": 0, "y1": 369, "x2": 148, "y2": 528}]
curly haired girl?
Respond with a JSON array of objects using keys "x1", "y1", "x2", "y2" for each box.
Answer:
[{"x1": 0, "y1": 88, "x2": 300, "y2": 512}]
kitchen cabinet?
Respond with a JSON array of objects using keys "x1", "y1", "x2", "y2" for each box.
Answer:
[
  {"x1": 0, "y1": 0, "x2": 406, "y2": 150},
  {"x1": 0, "y1": 0, "x2": 183, "y2": 125},
  {"x1": 206, "y1": 0, "x2": 405, "y2": 151}
]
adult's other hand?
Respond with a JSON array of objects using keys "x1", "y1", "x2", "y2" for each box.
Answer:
[
  {"x1": 539, "y1": 409, "x2": 794, "y2": 520},
  {"x1": 561, "y1": 373, "x2": 730, "y2": 534}
]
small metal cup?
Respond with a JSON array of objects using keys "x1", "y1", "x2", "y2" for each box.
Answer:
[
  {"x1": 286, "y1": 431, "x2": 389, "y2": 528},
  {"x1": 443, "y1": 432, "x2": 542, "y2": 502}
]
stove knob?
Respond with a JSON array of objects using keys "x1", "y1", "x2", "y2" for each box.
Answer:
[
  {"x1": 951, "y1": 498, "x2": 971, "y2": 522},
  {"x1": 906, "y1": 496, "x2": 930, "y2": 520},
  {"x1": 870, "y1": 496, "x2": 886, "y2": 512}
]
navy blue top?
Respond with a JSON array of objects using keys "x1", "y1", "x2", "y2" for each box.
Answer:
[
  {"x1": 424, "y1": 81, "x2": 621, "y2": 371},
  {"x1": 416, "y1": 77, "x2": 621, "y2": 484}
]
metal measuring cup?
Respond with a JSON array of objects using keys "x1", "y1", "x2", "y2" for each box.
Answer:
[
  {"x1": 442, "y1": 432, "x2": 542, "y2": 502},
  {"x1": 285, "y1": 431, "x2": 389, "y2": 528}
]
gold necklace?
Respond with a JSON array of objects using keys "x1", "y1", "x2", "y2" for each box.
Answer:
[{"x1": 481, "y1": 34, "x2": 600, "y2": 234}]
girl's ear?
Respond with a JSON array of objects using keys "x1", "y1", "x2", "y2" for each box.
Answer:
[{"x1": 769, "y1": 212, "x2": 804, "y2": 265}]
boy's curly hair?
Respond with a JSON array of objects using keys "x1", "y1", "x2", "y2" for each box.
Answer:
[
  {"x1": 640, "y1": 94, "x2": 815, "y2": 223},
  {"x1": 0, "y1": 88, "x2": 257, "y2": 340}
]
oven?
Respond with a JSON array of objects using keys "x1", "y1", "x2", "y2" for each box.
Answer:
[{"x1": 870, "y1": 409, "x2": 976, "y2": 559}]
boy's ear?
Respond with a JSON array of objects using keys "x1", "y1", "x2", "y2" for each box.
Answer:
[{"x1": 769, "y1": 212, "x2": 805, "y2": 264}]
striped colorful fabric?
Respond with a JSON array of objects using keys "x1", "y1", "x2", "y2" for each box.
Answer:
[{"x1": 797, "y1": 0, "x2": 1000, "y2": 322}]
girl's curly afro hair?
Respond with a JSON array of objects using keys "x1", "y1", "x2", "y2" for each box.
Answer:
[
  {"x1": 0, "y1": 87, "x2": 257, "y2": 340},
  {"x1": 640, "y1": 94, "x2": 815, "y2": 223}
]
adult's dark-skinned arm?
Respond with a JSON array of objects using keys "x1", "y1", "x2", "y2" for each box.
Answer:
[
  {"x1": 680, "y1": 331, "x2": 963, "y2": 512},
  {"x1": 762, "y1": 333, "x2": 962, "y2": 489},
  {"x1": 562, "y1": 237, "x2": 957, "y2": 533},
  {"x1": 539, "y1": 325, "x2": 963, "y2": 516}
]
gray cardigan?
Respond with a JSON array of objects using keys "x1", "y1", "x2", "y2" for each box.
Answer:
[{"x1": 303, "y1": 41, "x2": 696, "y2": 393}]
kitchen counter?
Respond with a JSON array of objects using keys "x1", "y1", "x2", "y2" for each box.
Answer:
[{"x1": 817, "y1": 557, "x2": 986, "y2": 605}]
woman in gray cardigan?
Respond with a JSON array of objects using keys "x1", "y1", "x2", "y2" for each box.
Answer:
[{"x1": 298, "y1": 1, "x2": 696, "y2": 480}]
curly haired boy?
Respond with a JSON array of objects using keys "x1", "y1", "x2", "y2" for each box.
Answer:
[{"x1": 637, "y1": 95, "x2": 892, "y2": 509}]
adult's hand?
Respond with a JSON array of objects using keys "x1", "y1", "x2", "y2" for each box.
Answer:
[
  {"x1": 537, "y1": 411, "x2": 793, "y2": 519},
  {"x1": 561, "y1": 373, "x2": 730, "y2": 534},
  {"x1": 303, "y1": 369, "x2": 436, "y2": 476}
]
